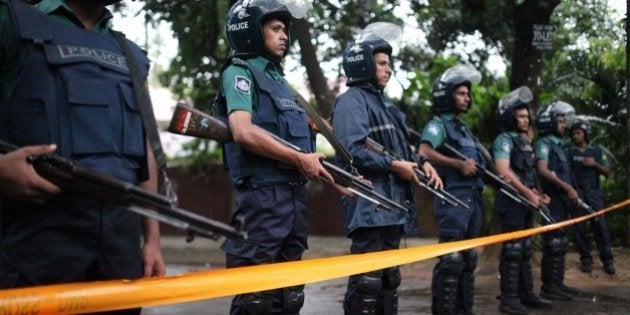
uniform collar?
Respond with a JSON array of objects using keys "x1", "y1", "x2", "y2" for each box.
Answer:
[
  {"x1": 543, "y1": 134, "x2": 562, "y2": 144},
  {"x1": 37, "y1": 0, "x2": 113, "y2": 33},
  {"x1": 247, "y1": 55, "x2": 285, "y2": 76},
  {"x1": 439, "y1": 113, "x2": 456, "y2": 121}
]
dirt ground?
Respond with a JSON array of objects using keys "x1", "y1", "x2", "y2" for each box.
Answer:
[{"x1": 144, "y1": 236, "x2": 630, "y2": 314}]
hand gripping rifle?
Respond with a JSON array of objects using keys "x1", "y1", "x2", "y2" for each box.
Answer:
[
  {"x1": 0, "y1": 140, "x2": 247, "y2": 241},
  {"x1": 168, "y1": 103, "x2": 410, "y2": 213},
  {"x1": 442, "y1": 142, "x2": 556, "y2": 224},
  {"x1": 363, "y1": 137, "x2": 469, "y2": 209}
]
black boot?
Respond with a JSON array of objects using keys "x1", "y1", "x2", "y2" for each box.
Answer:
[
  {"x1": 519, "y1": 257, "x2": 552, "y2": 309},
  {"x1": 499, "y1": 242, "x2": 526, "y2": 314},
  {"x1": 432, "y1": 252, "x2": 463, "y2": 314},
  {"x1": 541, "y1": 237, "x2": 572, "y2": 301},
  {"x1": 460, "y1": 249, "x2": 477, "y2": 315},
  {"x1": 603, "y1": 261, "x2": 616, "y2": 275},
  {"x1": 520, "y1": 291, "x2": 552, "y2": 309}
]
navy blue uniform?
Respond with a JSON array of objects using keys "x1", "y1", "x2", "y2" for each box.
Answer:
[
  {"x1": 421, "y1": 115, "x2": 484, "y2": 315},
  {"x1": 0, "y1": 2, "x2": 149, "y2": 313},
  {"x1": 332, "y1": 83, "x2": 419, "y2": 314},
  {"x1": 218, "y1": 57, "x2": 312, "y2": 315},
  {"x1": 566, "y1": 144, "x2": 613, "y2": 271}
]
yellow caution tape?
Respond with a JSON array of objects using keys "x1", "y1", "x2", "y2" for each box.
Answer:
[{"x1": 0, "y1": 199, "x2": 628, "y2": 314}]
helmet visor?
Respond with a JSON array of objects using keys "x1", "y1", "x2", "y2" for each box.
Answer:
[
  {"x1": 439, "y1": 64, "x2": 482, "y2": 85},
  {"x1": 360, "y1": 22, "x2": 403, "y2": 47},
  {"x1": 246, "y1": 0, "x2": 311, "y2": 19},
  {"x1": 550, "y1": 100, "x2": 576, "y2": 123},
  {"x1": 498, "y1": 86, "x2": 533, "y2": 114}
]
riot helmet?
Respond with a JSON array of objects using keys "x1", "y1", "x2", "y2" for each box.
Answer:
[
  {"x1": 342, "y1": 22, "x2": 402, "y2": 87},
  {"x1": 432, "y1": 64, "x2": 482, "y2": 114},
  {"x1": 225, "y1": 0, "x2": 310, "y2": 58},
  {"x1": 498, "y1": 86, "x2": 533, "y2": 131},
  {"x1": 535, "y1": 100, "x2": 575, "y2": 136},
  {"x1": 570, "y1": 119, "x2": 591, "y2": 142}
]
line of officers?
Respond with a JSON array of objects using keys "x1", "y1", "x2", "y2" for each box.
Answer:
[
  {"x1": 215, "y1": 2, "x2": 616, "y2": 315},
  {"x1": 0, "y1": 0, "x2": 615, "y2": 315}
]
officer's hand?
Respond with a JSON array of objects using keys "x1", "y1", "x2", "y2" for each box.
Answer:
[
  {"x1": 391, "y1": 160, "x2": 421, "y2": 186},
  {"x1": 566, "y1": 186, "x2": 579, "y2": 204},
  {"x1": 459, "y1": 158, "x2": 478, "y2": 177},
  {"x1": 330, "y1": 182, "x2": 354, "y2": 197},
  {"x1": 533, "y1": 188, "x2": 551, "y2": 205},
  {"x1": 582, "y1": 157, "x2": 596, "y2": 167},
  {"x1": 421, "y1": 162, "x2": 444, "y2": 190},
  {"x1": 142, "y1": 239, "x2": 165, "y2": 277},
  {"x1": 525, "y1": 189, "x2": 542, "y2": 207},
  {"x1": 298, "y1": 152, "x2": 334, "y2": 183},
  {"x1": 0, "y1": 144, "x2": 62, "y2": 204}
]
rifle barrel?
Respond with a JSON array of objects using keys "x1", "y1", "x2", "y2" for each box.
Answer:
[{"x1": 0, "y1": 139, "x2": 246, "y2": 240}]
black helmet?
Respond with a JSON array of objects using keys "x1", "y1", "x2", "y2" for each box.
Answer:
[
  {"x1": 535, "y1": 101, "x2": 575, "y2": 135},
  {"x1": 498, "y1": 86, "x2": 533, "y2": 131},
  {"x1": 342, "y1": 22, "x2": 401, "y2": 86},
  {"x1": 225, "y1": 0, "x2": 310, "y2": 58},
  {"x1": 570, "y1": 119, "x2": 592, "y2": 142},
  {"x1": 432, "y1": 64, "x2": 482, "y2": 114}
]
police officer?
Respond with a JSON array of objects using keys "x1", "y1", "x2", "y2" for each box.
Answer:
[
  {"x1": 331, "y1": 22, "x2": 442, "y2": 315},
  {"x1": 0, "y1": 0, "x2": 164, "y2": 313},
  {"x1": 535, "y1": 101, "x2": 580, "y2": 301},
  {"x1": 418, "y1": 64, "x2": 484, "y2": 315},
  {"x1": 492, "y1": 87, "x2": 552, "y2": 314},
  {"x1": 217, "y1": 1, "x2": 333, "y2": 314},
  {"x1": 566, "y1": 119, "x2": 614, "y2": 274}
]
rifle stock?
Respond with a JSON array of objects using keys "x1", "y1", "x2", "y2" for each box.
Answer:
[
  {"x1": 168, "y1": 103, "x2": 410, "y2": 213},
  {"x1": 0, "y1": 140, "x2": 247, "y2": 241}
]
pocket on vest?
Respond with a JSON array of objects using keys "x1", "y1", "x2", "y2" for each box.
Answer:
[{"x1": 67, "y1": 79, "x2": 113, "y2": 154}]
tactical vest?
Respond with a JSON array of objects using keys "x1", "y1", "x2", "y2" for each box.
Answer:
[
  {"x1": 542, "y1": 139, "x2": 572, "y2": 192},
  {"x1": 218, "y1": 59, "x2": 312, "y2": 187},
  {"x1": 0, "y1": 0, "x2": 148, "y2": 183},
  {"x1": 436, "y1": 118, "x2": 484, "y2": 189},
  {"x1": 509, "y1": 134, "x2": 536, "y2": 188},
  {"x1": 568, "y1": 146, "x2": 600, "y2": 189}
]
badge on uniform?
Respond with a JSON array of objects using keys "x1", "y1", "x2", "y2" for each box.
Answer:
[
  {"x1": 540, "y1": 145, "x2": 549, "y2": 155},
  {"x1": 427, "y1": 123, "x2": 439, "y2": 136},
  {"x1": 502, "y1": 142, "x2": 511, "y2": 153},
  {"x1": 234, "y1": 76, "x2": 251, "y2": 94}
]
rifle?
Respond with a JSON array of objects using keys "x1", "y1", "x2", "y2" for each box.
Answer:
[
  {"x1": 0, "y1": 140, "x2": 247, "y2": 241},
  {"x1": 168, "y1": 103, "x2": 411, "y2": 213},
  {"x1": 442, "y1": 142, "x2": 556, "y2": 224},
  {"x1": 364, "y1": 137, "x2": 470, "y2": 209}
]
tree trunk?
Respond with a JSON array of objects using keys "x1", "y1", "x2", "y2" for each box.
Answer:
[
  {"x1": 510, "y1": 0, "x2": 561, "y2": 113},
  {"x1": 294, "y1": 19, "x2": 335, "y2": 118},
  {"x1": 626, "y1": 0, "x2": 630, "y2": 247}
]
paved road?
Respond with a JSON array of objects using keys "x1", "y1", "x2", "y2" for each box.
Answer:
[{"x1": 142, "y1": 236, "x2": 630, "y2": 314}]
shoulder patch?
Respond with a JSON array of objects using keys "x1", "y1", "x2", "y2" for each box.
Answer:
[
  {"x1": 501, "y1": 142, "x2": 511, "y2": 153},
  {"x1": 234, "y1": 76, "x2": 251, "y2": 94},
  {"x1": 540, "y1": 144, "x2": 549, "y2": 155},
  {"x1": 427, "y1": 123, "x2": 440, "y2": 136}
]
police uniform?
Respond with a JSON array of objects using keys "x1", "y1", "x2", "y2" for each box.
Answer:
[
  {"x1": 218, "y1": 56, "x2": 311, "y2": 315},
  {"x1": 493, "y1": 132, "x2": 549, "y2": 309},
  {"x1": 0, "y1": 0, "x2": 148, "y2": 307},
  {"x1": 535, "y1": 134, "x2": 574, "y2": 299},
  {"x1": 332, "y1": 83, "x2": 419, "y2": 314},
  {"x1": 421, "y1": 114, "x2": 483, "y2": 315},
  {"x1": 566, "y1": 144, "x2": 614, "y2": 272}
]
